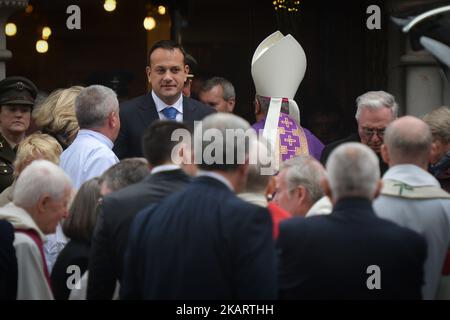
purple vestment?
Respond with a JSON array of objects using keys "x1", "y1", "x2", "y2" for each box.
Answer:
[{"x1": 252, "y1": 113, "x2": 324, "y2": 161}]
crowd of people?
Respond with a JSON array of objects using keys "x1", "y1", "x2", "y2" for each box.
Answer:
[{"x1": 0, "y1": 37, "x2": 449, "y2": 300}]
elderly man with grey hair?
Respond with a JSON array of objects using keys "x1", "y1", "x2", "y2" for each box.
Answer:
[
  {"x1": 320, "y1": 91, "x2": 398, "y2": 174},
  {"x1": 273, "y1": 155, "x2": 331, "y2": 217},
  {"x1": 373, "y1": 116, "x2": 450, "y2": 300},
  {"x1": 198, "y1": 77, "x2": 236, "y2": 113},
  {"x1": 278, "y1": 142, "x2": 426, "y2": 299},
  {"x1": 0, "y1": 160, "x2": 73, "y2": 299},
  {"x1": 60, "y1": 85, "x2": 120, "y2": 189},
  {"x1": 121, "y1": 113, "x2": 277, "y2": 299}
]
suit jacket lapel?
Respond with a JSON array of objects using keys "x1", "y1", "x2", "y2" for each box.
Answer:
[
  {"x1": 182, "y1": 96, "x2": 196, "y2": 125},
  {"x1": 137, "y1": 92, "x2": 159, "y2": 129}
]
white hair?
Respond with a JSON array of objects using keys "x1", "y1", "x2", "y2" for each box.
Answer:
[
  {"x1": 280, "y1": 155, "x2": 325, "y2": 204},
  {"x1": 194, "y1": 113, "x2": 253, "y2": 171},
  {"x1": 326, "y1": 143, "x2": 379, "y2": 201},
  {"x1": 75, "y1": 85, "x2": 118, "y2": 129},
  {"x1": 355, "y1": 91, "x2": 398, "y2": 121},
  {"x1": 13, "y1": 160, "x2": 72, "y2": 208}
]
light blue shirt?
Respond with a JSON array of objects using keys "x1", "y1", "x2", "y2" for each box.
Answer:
[
  {"x1": 60, "y1": 129, "x2": 119, "y2": 189},
  {"x1": 152, "y1": 90, "x2": 183, "y2": 122},
  {"x1": 374, "y1": 164, "x2": 450, "y2": 300}
]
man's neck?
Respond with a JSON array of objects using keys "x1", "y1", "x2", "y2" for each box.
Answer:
[
  {"x1": 390, "y1": 161, "x2": 428, "y2": 171},
  {"x1": 153, "y1": 90, "x2": 182, "y2": 106},
  {"x1": 255, "y1": 113, "x2": 266, "y2": 122},
  {"x1": 1, "y1": 131, "x2": 24, "y2": 149},
  {"x1": 85, "y1": 127, "x2": 114, "y2": 142}
]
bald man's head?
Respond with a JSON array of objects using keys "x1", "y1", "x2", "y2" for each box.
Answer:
[{"x1": 382, "y1": 116, "x2": 432, "y2": 168}]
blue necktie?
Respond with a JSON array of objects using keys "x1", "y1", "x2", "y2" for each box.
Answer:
[{"x1": 162, "y1": 107, "x2": 178, "y2": 120}]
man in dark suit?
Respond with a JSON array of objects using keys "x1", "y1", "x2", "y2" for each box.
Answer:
[
  {"x1": 278, "y1": 142, "x2": 426, "y2": 299},
  {"x1": 113, "y1": 40, "x2": 214, "y2": 159},
  {"x1": 320, "y1": 91, "x2": 398, "y2": 175},
  {"x1": 87, "y1": 121, "x2": 193, "y2": 300},
  {"x1": 0, "y1": 220, "x2": 17, "y2": 299},
  {"x1": 120, "y1": 113, "x2": 277, "y2": 299}
]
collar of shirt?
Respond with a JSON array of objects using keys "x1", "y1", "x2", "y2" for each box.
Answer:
[
  {"x1": 151, "y1": 164, "x2": 181, "y2": 175},
  {"x1": 383, "y1": 164, "x2": 440, "y2": 187},
  {"x1": 77, "y1": 129, "x2": 114, "y2": 150},
  {"x1": 197, "y1": 170, "x2": 234, "y2": 192},
  {"x1": 152, "y1": 90, "x2": 183, "y2": 116}
]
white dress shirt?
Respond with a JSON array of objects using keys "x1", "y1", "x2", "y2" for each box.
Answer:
[
  {"x1": 152, "y1": 91, "x2": 183, "y2": 122},
  {"x1": 150, "y1": 164, "x2": 181, "y2": 175},
  {"x1": 60, "y1": 129, "x2": 119, "y2": 189}
]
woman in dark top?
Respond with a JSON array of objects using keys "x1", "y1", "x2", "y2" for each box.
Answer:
[{"x1": 51, "y1": 177, "x2": 101, "y2": 300}]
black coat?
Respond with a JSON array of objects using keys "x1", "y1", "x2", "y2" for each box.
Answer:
[
  {"x1": 51, "y1": 240, "x2": 90, "y2": 300},
  {"x1": 113, "y1": 93, "x2": 214, "y2": 159},
  {"x1": 0, "y1": 220, "x2": 17, "y2": 300},
  {"x1": 320, "y1": 133, "x2": 389, "y2": 175},
  {"x1": 87, "y1": 169, "x2": 191, "y2": 300},
  {"x1": 120, "y1": 176, "x2": 277, "y2": 300},
  {"x1": 277, "y1": 197, "x2": 426, "y2": 299}
]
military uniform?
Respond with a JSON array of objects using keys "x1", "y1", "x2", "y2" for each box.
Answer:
[
  {"x1": 0, "y1": 134, "x2": 15, "y2": 192},
  {"x1": 0, "y1": 76, "x2": 37, "y2": 193}
]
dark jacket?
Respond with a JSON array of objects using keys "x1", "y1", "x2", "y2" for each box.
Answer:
[
  {"x1": 51, "y1": 240, "x2": 90, "y2": 300},
  {"x1": 113, "y1": 93, "x2": 214, "y2": 159},
  {"x1": 0, "y1": 220, "x2": 17, "y2": 300},
  {"x1": 277, "y1": 197, "x2": 426, "y2": 299},
  {"x1": 120, "y1": 176, "x2": 277, "y2": 300},
  {"x1": 320, "y1": 133, "x2": 389, "y2": 175},
  {"x1": 87, "y1": 169, "x2": 191, "y2": 300},
  {"x1": 0, "y1": 134, "x2": 16, "y2": 193}
]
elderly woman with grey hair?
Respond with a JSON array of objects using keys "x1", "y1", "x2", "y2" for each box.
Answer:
[{"x1": 423, "y1": 106, "x2": 450, "y2": 192}]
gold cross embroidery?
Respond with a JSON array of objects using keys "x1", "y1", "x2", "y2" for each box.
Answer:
[
  {"x1": 281, "y1": 117, "x2": 292, "y2": 128},
  {"x1": 284, "y1": 135, "x2": 295, "y2": 147}
]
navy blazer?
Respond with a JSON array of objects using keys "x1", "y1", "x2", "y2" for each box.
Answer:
[
  {"x1": 120, "y1": 176, "x2": 277, "y2": 300},
  {"x1": 277, "y1": 198, "x2": 426, "y2": 299},
  {"x1": 0, "y1": 220, "x2": 17, "y2": 300},
  {"x1": 87, "y1": 169, "x2": 191, "y2": 300},
  {"x1": 113, "y1": 93, "x2": 214, "y2": 159},
  {"x1": 320, "y1": 133, "x2": 389, "y2": 175}
]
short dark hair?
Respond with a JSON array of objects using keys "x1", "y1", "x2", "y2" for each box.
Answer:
[
  {"x1": 100, "y1": 158, "x2": 149, "y2": 192},
  {"x1": 147, "y1": 40, "x2": 186, "y2": 66},
  {"x1": 142, "y1": 120, "x2": 191, "y2": 166},
  {"x1": 62, "y1": 177, "x2": 101, "y2": 243}
]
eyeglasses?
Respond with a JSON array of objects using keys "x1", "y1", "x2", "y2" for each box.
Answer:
[{"x1": 362, "y1": 127, "x2": 386, "y2": 138}]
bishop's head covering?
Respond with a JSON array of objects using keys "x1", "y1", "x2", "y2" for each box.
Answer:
[{"x1": 251, "y1": 31, "x2": 308, "y2": 168}]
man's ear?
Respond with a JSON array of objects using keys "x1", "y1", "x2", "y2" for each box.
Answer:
[
  {"x1": 265, "y1": 176, "x2": 277, "y2": 201},
  {"x1": 321, "y1": 178, "x2": 333, "y2": 202},
  {"x1": 380, "y1": 144, "x2": 390, "y2": 165},
  {"x1": 254, "y1": 98, "x2": 261, "y2": 115},
  {"x1": 145, "y1": 66, "x2": 151, "y2": 82},
  {"x1": 37, "y1": 194, "x2": 50, "y2": 216},
  {"x1": 429, "y1": 141, "x2": 439, "y2": 164},
  {"x1": 184, "y1": 65, "x2": 189, "y2": 82},
  {"x1": 109, "y1": 112, "x2": 119, "y2": 128},
  {"x1": 227, "y1": 98, "x2": 236, "y2": 113},
  {"x1": 294, "y1": 185, "x2": 307, "y2": 206},
  {"x1": 374, "y1": 179, "x2": 383, "y2": 199}
]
